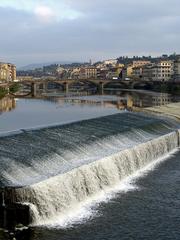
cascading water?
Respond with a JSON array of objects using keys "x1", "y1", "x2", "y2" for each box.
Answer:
[{"x1": 0, "y1": 112, "x2": 179, "y2": 226}]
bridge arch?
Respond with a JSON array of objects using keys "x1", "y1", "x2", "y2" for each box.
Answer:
[
  {"x1": 46, "y1": 81, "x2": 64, "y2": 91},
  {"x1": 65, "y1": 79, "x2": 99, "y2": 93},
  {"x1": 103, "y1": 81, "x2": 131, "y2": 89},
  {"x1": 131, "y1": 81, "x2": 154, "y2": 90}
]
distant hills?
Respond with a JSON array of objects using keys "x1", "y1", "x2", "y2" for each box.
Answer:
[{"x1": 18, "y1": 61, "x2": 75, "y2": 71}]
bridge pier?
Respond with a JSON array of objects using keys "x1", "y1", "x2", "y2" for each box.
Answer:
[
  {"x1": 64, "y1": 82, "x2": 69, "y2": 94},
  {"x1": 31, "y1": 83, "x2": 37, "y2": 97},
  {"x1": 98, "y1": 82, "x2": 104, "y2": 95},
  {"x1": 39, "y1": 82, "x2": 47, "y2": 93}
]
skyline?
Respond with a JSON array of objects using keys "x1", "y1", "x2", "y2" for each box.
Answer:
[{"x1": 0, "y1": 0, "x2": 180, "y2": 67}]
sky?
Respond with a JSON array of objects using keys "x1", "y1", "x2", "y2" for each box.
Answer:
[{"x1": 0, "y1": 0, "x2": 180, "y2": 67}]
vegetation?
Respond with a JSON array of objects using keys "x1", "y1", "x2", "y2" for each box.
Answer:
[
  {"x1": 117, "y1": 53, "x2": 178, "y2": 65},
  {"x1": 9, "y1": 83, "x2": 20, "y2": 93},
  {"x1": 151, "y1": 83, "x2": 180, "y2": 95},
  {"x1": 0, "y1": 83, "x2": 20, "y2": 99}
]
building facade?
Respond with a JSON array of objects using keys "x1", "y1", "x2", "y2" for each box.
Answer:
[
  {"x1": 0, "y1": 62, "x2": 16, "y2": 82},
  {"x1": 151, "y1": 61, "x2": 173, "y2": 82},
  {"x1": 132, "y1": 61, "x2": 174, "y2": 82},
  {"x1": 132, "y1": 66, "x2": 143, "y2": 79},
  {"x1": 132, "y1": 60, "x2": 151, "y2": 68},
  {"x1": 174, "y1": 58, "x2": 180, "y2": 82},
  {"x1": 83, "y1": 67, "x2": 97, "y2": 79}
]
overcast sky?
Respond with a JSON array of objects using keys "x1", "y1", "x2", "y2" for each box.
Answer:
[{"x1": 0, "y1": 0, "x2": 180, "y2": 67}]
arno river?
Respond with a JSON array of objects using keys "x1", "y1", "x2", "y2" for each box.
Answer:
[
  {"x1": 0, "y1": 89, "x2": 180, "y2": 240},
  {"x1": 0, "y1": 89, "x2": 178, "y2": 134}
]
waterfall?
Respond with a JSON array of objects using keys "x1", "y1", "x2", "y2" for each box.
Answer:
[
  {"x1": 13, "y1": 130, "x2": 179, "y2": 225},
  {"x1": 0, "y1": 112, "x2": 179, "y2": 226}
]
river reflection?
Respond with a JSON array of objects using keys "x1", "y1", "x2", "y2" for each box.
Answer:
[
  {"x1": 105, "y1": 89, "x2": 178, "y2": 107},
  {"x1": 46, "y1": 89, "x2": 178, "y2": 109},
  {"x1": 0, "y1": 89, "x2": 179, "y2": 134},
  {"x1": 0, "y1": 97, "x2": 16, "y2": 114}
]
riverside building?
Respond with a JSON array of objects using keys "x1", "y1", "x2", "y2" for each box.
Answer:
[
  {"x1": 0, "y1": 62, "x2": 16, "y2": 82},
  {"x1": 174, "y1": 57, "x2": 180, "y2": 82},
  {"x1": 151, "y1": 60, "x2": 173, "y2": 82},
  {"x1": 132, "y1": 61, "x2": 174, "y2": 82}
]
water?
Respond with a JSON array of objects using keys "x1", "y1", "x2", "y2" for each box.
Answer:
[
  {"x1": 1, "y1": 150, "x2": 180, "y2": 240},
  {"x1": 0, "y1": 113, "x2": 178, "y2": 187},
  {"x1": 0, "y1": 92, "x2": 180, "y2": 240},
  {"x1": 0, "y1": 113, "x2": 179, "y2": 229},
  {"x1": 0, "y1": 97, "x2": 119, "y2": 134},
  {"x1": 0, "y1": 90, "x2": 179, "y2": 133},
  {"x1": 29, "y1": 150, "x2": 180, "y2": 240}
]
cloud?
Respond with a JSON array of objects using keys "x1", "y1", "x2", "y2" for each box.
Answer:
[
  {"x1": 34, "y1": 5, "x2": 55, "y2": 23},
  {"x1": 0, "y1": 0, "x2": 83, "y2": 22},
  {"x1": 0, "y1": 0, "x2": 180, "y2": 66}
]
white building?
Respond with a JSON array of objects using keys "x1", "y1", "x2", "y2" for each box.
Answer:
[
  {"x1": 103, "y1": 59, "x2": 118, "y2": 66},
  {"x1": 151, "y1": 60, "x2": 173, "y2": 82}
]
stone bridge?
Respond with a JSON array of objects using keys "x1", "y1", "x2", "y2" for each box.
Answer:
[
  {"x1": 17, "y1": 78, "x2": 114, "y2": 96},
  {"x1": 1, "y1": 78, "x2": 163, "y2": 97},
  {"x1": 15, "y1": 77, "x2": 156, "y2": 96}
]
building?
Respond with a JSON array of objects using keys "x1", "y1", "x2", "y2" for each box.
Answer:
[
  {"x1": 121, "y1": 65, "x2": 133, "y2": 80},
  {"x1": 132, "y1": 61, "x2": 174, "y2": 82},
  {"x1": 142, "y1": 64, "x2": 154, "y2": 81},
  {"x1": 132, "y1": 60, "x2": 151, "y2": 68},
  {"x1": 70, "y1": 67, "x2": 81, "y2": 79},
  {"x1": 174, "y1": 58, "x2": 180, "y2": 82},
  {"x1": 0, "y1": 62, "x2": 16, "y2": 82},
  {"x1": 80, "y1": 67, "x2": 97, "y2": 79},
  {"x1": 132, "y1": 66, "x2": 143, "y2": 80},
  {"x1": 103, "y1": 59, "x2": 118, "y2": 66},
  {"x1": 151, "y1": 60, "x2": 173, "y2": 82},
  {"x1": 132, "y1": 61, "x2": 152, "y2": 80}
]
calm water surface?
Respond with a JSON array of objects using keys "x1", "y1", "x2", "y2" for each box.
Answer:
[
  {"x1": 0, "y1": 90, "x2": 178, "y2": 133},
  {"x1": 0, "y1": 97, "x2": 120, "y2": 134}
]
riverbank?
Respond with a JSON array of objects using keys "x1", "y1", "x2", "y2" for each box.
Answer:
[{"x1": 141, "y1": 102, "x2": 180, "y2": 121}]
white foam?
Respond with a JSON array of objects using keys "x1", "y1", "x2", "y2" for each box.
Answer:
[{"x1": 30, "y1": 148, "x2": 179, "y2": 229}]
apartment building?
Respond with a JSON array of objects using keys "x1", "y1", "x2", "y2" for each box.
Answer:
[
  {"x1": 151, "y1": 60, "x2": 173, "y2": 82},
  {"x1": 0, "y1": 62, "x2": 16, "y2": 82},
  {"x1": 132, "y1": 61, "x2": 173, "y2": 82},
  {"x1": 83, "y1": 67, "x2": 97, "y2": 79}
]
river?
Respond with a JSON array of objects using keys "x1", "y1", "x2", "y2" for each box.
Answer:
[{"x1": 0, "y1": 90, "x2": 179, "y2": 240}]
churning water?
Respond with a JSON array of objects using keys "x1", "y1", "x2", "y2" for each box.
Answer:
[
  {"x1": 28, "y1": 150, "x2": 180, "y2": 240},
  {"x1": 0, "y1": 111, "x2": 179, "y2": 231}
]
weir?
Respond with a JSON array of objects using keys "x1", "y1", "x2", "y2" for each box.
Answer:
[{"x1": 0, "y1": 112, "x2": 179, "y2": 229}]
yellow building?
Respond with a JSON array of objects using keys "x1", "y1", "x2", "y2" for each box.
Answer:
[
  {"x1": 127, "y1": 65, "x2": 133, "y2": 77},
  {"x1": 0, "y1": 62, "x2": 16, "y2": 82},
  {"x1": 132, "y1": 60, "x2": 151, "y2": 68}
]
